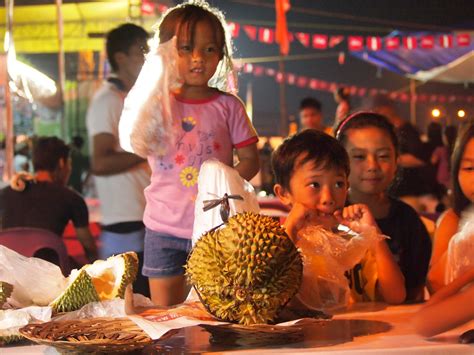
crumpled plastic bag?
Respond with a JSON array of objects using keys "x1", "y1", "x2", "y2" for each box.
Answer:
[
  {"x1": 0, "y1": 246, "x2": 67, "y2": 308},
  {"x1": 119, "y1": 37, "x2": 182, "y2": 158},
  {"x1": 0, "y1": 306, "x2": 52, "y2": 340},
  {"x1": 192, "y1": 159, "x2": 260, "y2": 245},
  {"x1": 445, "y1": 207, "x2": 474, "y2": 284},
  {"x1": 52, "y1": 294, "x2": 154, "y2": 322},
  {"x1": 294, "y1": 224, "x2": 384, "y2": 311}
]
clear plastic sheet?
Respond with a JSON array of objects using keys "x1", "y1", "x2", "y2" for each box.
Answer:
[
  {"x1": 294, "y1": 224, "x2": 384, "y2": 311},
  {"x1": 445, "y1": 207, "x2": 474, "y2": 284},
  {"x1": 192, "y1": 159, "x2": 259, "y2": 245},
  {"x1": 0, "y1": 246, "x2": 67, "y2": 308}
]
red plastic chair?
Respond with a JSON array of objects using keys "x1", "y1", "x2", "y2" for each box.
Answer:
[{"x1": 0, "y1": 227, "x2": 71, "y2": 276}]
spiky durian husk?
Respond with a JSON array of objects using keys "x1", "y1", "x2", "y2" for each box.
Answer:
[
  {"x1": 0, "y1": 282, "x2": 13, "y2": 307},
  {"x1": 186, "y1": 212, "x2": 303, "y2": 325},
  {"x1": 49, "y1": 269, "x2": 99, "y2": 313},
  {"x1": 85, "y1": 251, "x2": 138, "y2": 300},
  {"x1": 114, "y1": 252, "x2": 139, "y2": 298},
  {"x1": 0, "y1": 333, "x2": 23, "y2": 346}
]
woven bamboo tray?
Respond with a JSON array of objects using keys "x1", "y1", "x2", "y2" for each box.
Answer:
[{"x1": 19, "y1": 317, "x2": 152, "y2": 353}]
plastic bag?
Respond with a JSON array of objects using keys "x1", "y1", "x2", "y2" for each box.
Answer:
[
  {"x1": 0, "y1": 246, "x2": 67, "y2": 308},
  {"x1": 445, "y1": 207, "x2": 474, "y2": 284},
  {"x1": 119, "y1": 37, "x2": 182, "y2": 158},
  {"x1": 294, "y1": 224, "x2": 383, "y2": 311},
  {"x1": 192, "y1": 159, "x2": 259, "y2": 245}
]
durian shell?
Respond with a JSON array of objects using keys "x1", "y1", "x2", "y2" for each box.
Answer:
[
  {"x1": 186, "y1": 212, "x2": 303, "y2": 325},
  {"x1": 49, "y1": 269, "x2": 100, "y2": 313}
]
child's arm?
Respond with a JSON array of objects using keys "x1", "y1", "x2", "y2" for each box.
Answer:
[
  {"x1": 337, "y1": 204, "x2": 406, "y2": 304},
  {"x1": 427, "y1": 209, "x2": 459, "y2": 293},
  {"x1": 234, "y1": 143, "x2": 259, "y2": 181},
  {"x1": 413, "y1": 268, "x2": 474, "y2": 337}
]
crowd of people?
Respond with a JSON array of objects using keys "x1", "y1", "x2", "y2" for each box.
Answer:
[{"x1": 0, "y1": 0, "x2": 473, "y2": 339}]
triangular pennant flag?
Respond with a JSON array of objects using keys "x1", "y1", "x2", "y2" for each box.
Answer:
[
  {"x1": 329, "y1": 35, "x2": 344, "y2": 48},
  {"x1": 286, "y1": 73, "x2": 296, "y2": 85},
  {"x1": 385, "y1": 37, "x2": 400, "y2": 50},
  {"x1": 403, "y1": 36, "x2": 417, "y2": 50},
  {"x1": 420, "y1": 35, "x2": 434, "y2": 49},
  {"x1": 457, "y1": 33, "x2": 471, "y2": 46},
  {"x1": 312, "y1": 34, "x2": 328, "y2": 49},
  {"x1": 439, "y1": 34, "x2": 453, "y2": 48},
  {"x1": 258, "y1": 27, "x2": 275, "y2": 44},
  {"x1": 243, "y1": 25, "x2": 257, "y2": 41},
  {"x1": 227, "y1": 22, "x2": 240, "y2": 38},
  {"x1": 296, "y1": 76, "x2": 308, "y2": 87},
  {"x1": 366, "y1": 36, "x2": 382, "y2": 51},
  {"x1": 295, "y1": 32, "x2": 310, "y2": 47},
  {"x1": 348, "y1": 36, "x2": 364, "y2": 51}
]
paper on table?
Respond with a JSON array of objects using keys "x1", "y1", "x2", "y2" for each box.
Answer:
[{"x1": 128, "y1": 301, "x2": 306, "y2": 340}]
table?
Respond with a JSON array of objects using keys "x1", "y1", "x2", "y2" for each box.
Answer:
[{"x1": 4, "y1": 303, "x2": 473, "y2": 354}]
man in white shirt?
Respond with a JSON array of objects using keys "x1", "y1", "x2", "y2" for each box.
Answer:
[{"x1": 86, "y1": 24, "x2": 150, "y2": 296}]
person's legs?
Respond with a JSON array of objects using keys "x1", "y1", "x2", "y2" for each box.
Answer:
[
  {"x1": 149, "y1": 275, "x2": 191, "y2": 306},
  {"x1": 99, "y1": 229, "x2": 150, "y2": 297},
  {"x1": 142, "y1": 229, "x2": 192, "y2": 306}
]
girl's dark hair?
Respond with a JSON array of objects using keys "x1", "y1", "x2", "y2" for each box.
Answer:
[
  {"x1": 335, "y1": 111, "x2": 399, "y2": 155},
  {"x1": 157, "y1": 3, "x2": 230, "y2": 64},
  {"x1": 272, "y1": 129, "x2": 350, "y2": 191},
  {"x1": 451, "y1": 121, "x2": 474, "y2": 215},
  {"x1": 33, "y1": 137, "x2": 70, "y2": 172}
]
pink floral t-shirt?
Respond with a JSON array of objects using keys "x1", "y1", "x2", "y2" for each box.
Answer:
[{"x1": 143, "y1": 92, "x2": 258, "y2": 239}]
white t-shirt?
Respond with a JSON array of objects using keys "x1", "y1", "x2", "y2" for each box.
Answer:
[{"x1": 86, "y1": 81, "x2": 150, "y2": 226}]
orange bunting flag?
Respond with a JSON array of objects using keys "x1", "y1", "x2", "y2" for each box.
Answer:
[{"x1": 275, "y1": 0, "x2": 291, "y2": 55}]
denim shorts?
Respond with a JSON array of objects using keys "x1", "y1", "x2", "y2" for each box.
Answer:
[
  {"x1": 142, "y1": 228, "x2": 192, "y2": 278},
  {"x1": 99, "y1": 229, "x2": 145, "y2": 259}
]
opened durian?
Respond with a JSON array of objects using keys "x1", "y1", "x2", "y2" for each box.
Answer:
[
  {"x1": 186, "y1": 212, "x2": 303, "y2": 325},
  {"x1": 49, "y1": 252, "x2": 139, "y2": 312},
  {"x1": 0, "y1": 281, "x2": 13, "y2": 307},
  {"x1": 49, "y1": 269, "x2": 99, "y2": 313}
]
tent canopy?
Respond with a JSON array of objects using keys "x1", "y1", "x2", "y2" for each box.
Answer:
[
  {"x1": 351, "y1": 31, "x2": 474, "y2": 84},
  {"x1": 0, "y1": 1, "x2": 157, "y2": 53}
]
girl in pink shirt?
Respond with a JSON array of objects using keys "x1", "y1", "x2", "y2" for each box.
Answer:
[{"x1": 120, "y1": 1, "x2": 259, "y2": 306}]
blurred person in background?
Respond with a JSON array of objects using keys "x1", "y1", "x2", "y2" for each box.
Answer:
[
  {"x1": 86, "y1": 23, "x2": 150, "y2": 296},
  {"x1": 0, "y1": 136, "x2": 98, "y2": 264},
  {"x1": 363, "y1": 95, "x2": 437, "y2": 213},
  {"x1": 298, "y1": 96, "x2": 332, "y2": 135},
  {"x1": 68, "y1": 135, "x2": 90, "y2": 194},
  {"x1": 333, "y1": 86, "x2": 351, "y2": 127}
]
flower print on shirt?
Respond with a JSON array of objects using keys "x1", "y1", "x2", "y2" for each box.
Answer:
[
  {"x1": 175, "y1": 154, "x2": 185, "y2": 165},
  {"x1": 182, "y1": 116, "x2": 196, "y2": 132},
  {"x1": 180, "y1": 166, "x2": 199, "y2": 187}
]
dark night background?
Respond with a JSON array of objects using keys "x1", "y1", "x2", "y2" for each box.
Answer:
[{"x1": 14, "y1": 0, "x2": 474, "y2": 136}]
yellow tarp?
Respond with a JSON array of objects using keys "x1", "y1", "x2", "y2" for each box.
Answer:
[{"x1": 0, "y1": 1, "x2": 157, "y2": 53}]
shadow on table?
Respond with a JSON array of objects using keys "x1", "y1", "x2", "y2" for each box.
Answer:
[{"x1": 145, "y1": 318, "x2": 392, "y2": 353}]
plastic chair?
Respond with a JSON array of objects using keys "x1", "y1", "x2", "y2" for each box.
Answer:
[{"x1": 0, "y1": 227, "x2": 71, "y2": 276}]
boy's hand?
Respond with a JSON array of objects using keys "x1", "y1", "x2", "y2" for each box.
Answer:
[
  {"x1": 334, "y1": 204, "x2": 378, "y2": 233},
  {"x1": 284, "y1": 202, "x2": 317, "y2": 241}
]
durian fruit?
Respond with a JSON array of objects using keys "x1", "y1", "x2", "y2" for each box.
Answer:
[
  {"x1": 0, "y1": 330, "x2": 23, "y2": 346},
  {"x1": 49, "y1": 269, "x2": 99, "y2": 313},
  {"x1": 0, "y1": 281, "x2": 13, "y2": 307},
  {"x1": 186, "y1": 212, "x2": 303, "y2": 325},
  {"x1": 48, "y1": 252, "x2": 139, "y2": 313},
  {"x1": 85, "y1": 252, "x2": 139, "y2": 300}
]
